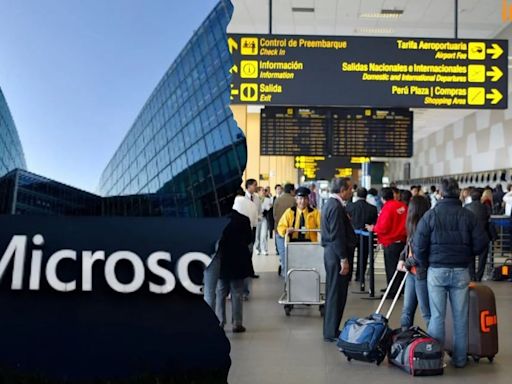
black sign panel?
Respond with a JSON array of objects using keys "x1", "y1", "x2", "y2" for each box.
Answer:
[
  {"x1": 229, "y1": 34, "x2": 508, "y2": 109},
  {"x1": 0, "y1": 216, "x2": 230, "y2": 383},
  {"x1": 261, "y1": 107, "x2": 413, "y2": 157}
]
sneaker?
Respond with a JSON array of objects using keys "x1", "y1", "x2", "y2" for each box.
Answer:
[{"x1": 232, "y1": 325, "x2": 246, "y2": 333}]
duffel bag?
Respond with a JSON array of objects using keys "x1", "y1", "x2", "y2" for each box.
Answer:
[{"x1": 388, "y1": 326, "x2": 444, "y2": 376}]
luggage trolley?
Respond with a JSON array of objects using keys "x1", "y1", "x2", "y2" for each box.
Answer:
[{"x1": 278, "y1": 229, "x2": 326, "y2": 316}]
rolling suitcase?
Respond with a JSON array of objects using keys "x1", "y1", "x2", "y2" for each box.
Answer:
[
  {"x1": 445, "y1": 283, "x2": 498, "y2": 362},
  {"x1": 337, "y1": 270, "x2": 407, "y2": 365},
  {"x1": 388, "y1": 326, "x2": 444, "y2": 376}
]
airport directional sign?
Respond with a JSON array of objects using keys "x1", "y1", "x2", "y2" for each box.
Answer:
[{"x1": 228, "y1": 34, "x2": 508, "y2": 109}]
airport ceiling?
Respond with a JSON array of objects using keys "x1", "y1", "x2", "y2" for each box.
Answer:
[{"x1": 228, "y1": 0, "x2": 511, "y2": 140}]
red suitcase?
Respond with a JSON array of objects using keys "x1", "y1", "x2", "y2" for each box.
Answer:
[{"x1": 445, "y1": 283, "x2": 498, "y2": 362}]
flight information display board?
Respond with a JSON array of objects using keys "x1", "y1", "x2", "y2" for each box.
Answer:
[
  {"x1": 260, "y1": 107, "x2": 328, "y2": 156},
  {"x1": 260, "y1": 107, "x2": 413, "y2": 157},
  {"x1": 229, "y1": 34, "x2": 507, "y2": 109}
]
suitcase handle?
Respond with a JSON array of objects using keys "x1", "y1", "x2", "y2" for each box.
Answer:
[{"x1": 375, "y1": 270, "x2": 408, "y2": 318}]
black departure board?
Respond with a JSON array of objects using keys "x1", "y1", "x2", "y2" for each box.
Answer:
[
  {"x1": 260, "y1": 107, "x2": 328, "y2": 156},
  {"x1": 260, "y1": 107, "x2": 413, "y2": 157}
]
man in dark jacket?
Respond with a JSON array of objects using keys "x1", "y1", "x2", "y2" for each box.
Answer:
[
  {"x1": 465, "y1": 188, "x2": 491, "y2": 281},
  {"x1": 346, "y1": 187, "x2": 377, "y2": 281},
  {"x1": 321, "y1": 177, "x2": 357, "y2": 342},
  {"x1": 413, "y1": 178, "x2": 488, "y2": 368}
]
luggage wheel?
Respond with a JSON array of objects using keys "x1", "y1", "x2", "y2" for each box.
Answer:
[
  {"x1": 472, "y1": 355, "x2": 480, "y2": 363},
  {"x1": 284, "y1": 304, "x2": 293, "y2": 316},
  {"x1": 347, "y1": 357, "x2": 352, "y2": 362},
  {"x1": 319, "y1": 305, "x2": 325, "y2": 317},
  {"x1": 488, "y1": 356, "x2": 494, "y2": 363}
]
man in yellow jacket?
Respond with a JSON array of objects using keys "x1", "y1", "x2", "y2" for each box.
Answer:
[{"x1": 277, "y1": 187, "x2": 321, "y2": 243}]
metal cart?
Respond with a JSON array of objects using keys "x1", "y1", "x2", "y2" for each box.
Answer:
[{"x1": 278, "y1": 229, "x2": 326, "y2": 316}]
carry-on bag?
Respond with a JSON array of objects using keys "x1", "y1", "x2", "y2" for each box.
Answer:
[
  {"x1": 388, "y1": 326, "x2": 444, "y2": 376},
  {"x1": 492, "y1": 258, "x2": 512, "y2": 281},
  {"x1": 445, "y1": 283, "x2": 498, "y2": 362},
  {"x1": 337, "y1": 270, "x2": 407, "y2": 365}
]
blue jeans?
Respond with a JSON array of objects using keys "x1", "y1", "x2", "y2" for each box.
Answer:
[
  {"x1": 400, "y1": 273, "x2": 431, "y2": 328},
  {"x1": 276, "y1": 234, "x2": 285, "y2": 277},
  {"x1": 427, "y1": 267, "x2": 470, "y2": 367},
  {"x1": 203, "y1": 254, "x2": 221, "y2": 312},
  {"x1": 216, "y1": 279, "x2": 244, "y2": 327}
]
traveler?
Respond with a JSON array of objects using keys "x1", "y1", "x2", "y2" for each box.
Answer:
[
  {"x1": 465, "y1": 188, "x2": 491, "y2": 281},
  {"x1": 503, "y1": 184, "x2": 512, "y2": 216},
  {"x1": 410, "y1": 185, "x2": 420, "y2": 197},
  {"x1": 321, "y1": 178, "x2": 357, "y2": 342},
  {"x1": 215, "y1": 196, "x2": 254, "y2": 333},
  {"x1": 392, "y1": 186, "x2": 401, "y2": 201},
  {"x1": 277, "y1": 186, "x2": 321, "y2": 243},
  {"x1": 400, "y1": 189, "x2": 412, "y2": 206},
  {"x1": 397, "y1": 196, "x2": 431, "y2": 329},
  {"x1": 413, "y1": 178, "x2": 488, "y2": 368},
  {"x1": 310, "y1": 183, "x2": 318, "y2": 208},
  {"x1": 367, "y1": 187, "x2": 407, "y2": 297},
  {"x1": 244, "y1": 179, "x2": 260, "y2": 280},
  {"x1": 255, "y1": 186, "x2": 272, "y2": 256},
  {"x1": 346, "y1": 187, "x2": 377, "y2": 281},
  {"x1": 429, "y1": 185, "x2": 439, "y2": 208},
  {"x1": 481, "y1": 188, "x2": 493, "y2": 211},
  {"x1": 368, "y1": 187, "x2": 382, "y2": 213},
  {"x1": 493, "y1": 184, "x2": 505, "y2": 214},
  {"x1": 273, "y1": 183, "x2": 296, "y2": 276}
]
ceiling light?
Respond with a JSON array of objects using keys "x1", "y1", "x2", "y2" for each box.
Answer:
[
  {"x1": 354, "y1": 27, "x2": 394, "y2": 34},
  {"x1": 360, "y1": 9, "x2": 403, "y2": 19},
  {"x1": 292, "y1": 7, "x2": 315, "y2": 13}
]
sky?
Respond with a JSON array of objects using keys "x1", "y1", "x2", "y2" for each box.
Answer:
[{"x1": 0, "y1": 0, "x2": 220, "y2": 192}]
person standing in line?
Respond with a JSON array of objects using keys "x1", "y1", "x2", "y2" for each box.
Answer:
[
  {"x1": 397, "y1": 195, "x2": 431, "y2": 330},
  {"x1": 465, "y1": 188, "x2": 491, "y2": 281},
  {"x1": 346, "y1": 187, "x2": 377, "y2": 282},
  {"x1": 429, "y1": 185, "x2": 439, "y2": 208},
  {"x1": 493, "y1": 184, "x2": 505, "y2": 214},
  {"x1": 413, "y1": 178, "x2": 488, "y2": 368},
  {"x1": 309, "y1": 183, "x2": 318, "y2": 208},
  {"x1": 215, "y1": 196, "x2": 254, "y2": 333},
  {"x1": 503, "y1": 184, "x2": 512, "y2": 216},
  {"x1": 481, "y1": 188, "x2": 493, "y2": 211},
  {"x1": 367, "y1": 187, "x2": 408, "y2": 297},
  {"x1": 273, "y1": 183, "x2": 296, "y2": 276},
  {"x1": 321, "y1": 177, "x2": 357, "y2": 342}
]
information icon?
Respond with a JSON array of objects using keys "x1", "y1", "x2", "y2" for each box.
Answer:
[{"x1": 241, "y1": 60, "x2": 259, "y2": 78}]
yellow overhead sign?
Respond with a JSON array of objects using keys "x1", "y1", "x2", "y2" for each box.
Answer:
[{"x1": 351, "y1": 157, "x2": 370, "y2": 164}]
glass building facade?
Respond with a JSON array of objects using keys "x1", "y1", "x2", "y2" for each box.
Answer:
[
  {"x1": 0, "y1": 87, "x2": 26, "y2": 177},
  {"x1": 98, "y1": 0, "x2": 246, "y2": 218},
  {"x1": 0, "y1": 169, "x2": 189, "y2": 217}
]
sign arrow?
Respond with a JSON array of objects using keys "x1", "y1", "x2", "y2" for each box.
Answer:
[
  {"x1": 228, "y1": 37, "x2": 238, "y2": 54},
  {"x1": 229, "y1": 64, "x2": 239, "y2": 74},
  {"x1": 486, "y1": 89, "x2": 503, "y2": 105},
  {"x1": 486, "y1": 66, "x2": 503, "y2": 82},
  {"x1": 487, "y1": 43, "x2": 504, "y2": 59}
]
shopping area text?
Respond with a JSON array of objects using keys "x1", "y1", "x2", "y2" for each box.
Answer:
[{"x1": 228, "y1": 34, "x2": 508, "y2": 109}]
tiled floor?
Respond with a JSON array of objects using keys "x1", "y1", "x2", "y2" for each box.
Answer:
[{"x1": 225, "y1": 250, "x2": 511, "y2": 384}]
